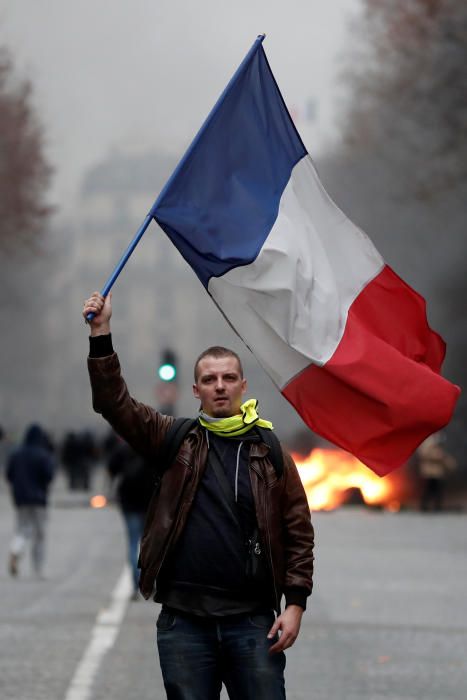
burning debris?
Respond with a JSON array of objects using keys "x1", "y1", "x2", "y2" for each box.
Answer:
[{"x1": 293, "y1": 448, "x2": 403, "y2": 512}]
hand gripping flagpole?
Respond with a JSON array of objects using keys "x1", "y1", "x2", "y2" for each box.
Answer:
[{"x1": 85, "y1": 33, "x2": 266, "y2": 323}]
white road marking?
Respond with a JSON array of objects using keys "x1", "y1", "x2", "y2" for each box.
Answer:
[{"x1": 64, "y1": 566, "x2": 132, "y2": 700}]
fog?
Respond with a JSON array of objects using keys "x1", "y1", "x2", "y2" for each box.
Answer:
[
  {"x1": 0, "y1": 0, "x2": 359, "y2": 208},
  {"x1": 0, "y1": 1, "x2": 362, "y2": 440},
  {"x1": 0, "y1": 0, "x2": 465, "y2": 465}
]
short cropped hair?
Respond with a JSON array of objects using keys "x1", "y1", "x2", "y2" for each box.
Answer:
[{"x1": 194, "y1": 346, "x2": 243, "y2": 381}]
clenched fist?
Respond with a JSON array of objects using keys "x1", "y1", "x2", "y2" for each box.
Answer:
[{"x1": 82, "y1": 292, "x2": 112, "y2": 336}]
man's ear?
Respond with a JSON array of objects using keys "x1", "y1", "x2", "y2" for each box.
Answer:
[
  {"x1": 241, "y1": 378, "x2": 247, "y2": 396},
  {"x1": 193, "y1": 383, "x2": 200, "y2": 399}
]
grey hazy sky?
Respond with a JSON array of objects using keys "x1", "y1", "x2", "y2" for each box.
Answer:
[{"x1": 0, "y1": 0, "x2": 361, "y2": 213}]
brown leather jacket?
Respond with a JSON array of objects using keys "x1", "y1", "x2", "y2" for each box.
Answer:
[{"x1": 88, "y1": 353, "x2": 314, "y2": 611}]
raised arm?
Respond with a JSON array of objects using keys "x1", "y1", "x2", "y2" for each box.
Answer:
[{"x1": 82, "y1": 292, "x2": 174, "y2": 461}]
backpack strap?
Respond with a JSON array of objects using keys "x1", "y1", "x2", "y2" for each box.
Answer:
[
  {"x1": 256, "y1": 427, "x2": 284, "y2": 479},
  {"x1": 157, "y1": 417, "x2": 198, "y2": 478},
  {"x1": 156, "y1": 419, "x2": 284, "y2": 481}
]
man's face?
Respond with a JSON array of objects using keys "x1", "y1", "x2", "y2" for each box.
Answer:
[{"x1": 193, "y1": 356, "x2": 247, "y2": 418}]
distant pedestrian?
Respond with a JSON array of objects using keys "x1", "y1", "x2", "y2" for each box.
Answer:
[
  {"x1": 417, "y1": 433, "x2": 456, "y2": 512},
  {"x1": 107, "y1": 437, "x2": 154, "y2": 599},
  {"x1": 79, "y1": 429, "x2": 98, "y2": 490},
  {"x1": 61, "y1": 430, "x2": 96, "y2": 491},
  {"x1": 6, "y1": 424, "x2": 55, "y2": 578},
  {"x1": 102, "y1": 428, "x2": 119, "y2": 461}
]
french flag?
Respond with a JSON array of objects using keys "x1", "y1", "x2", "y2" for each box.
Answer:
[{"x1": 150, "y1": 36, "x2": 460, "y2": 476}]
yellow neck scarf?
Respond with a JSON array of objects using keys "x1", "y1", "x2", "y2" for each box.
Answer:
[{"x1": 198, "y1": 399, "x2": 273, "y2": 437}]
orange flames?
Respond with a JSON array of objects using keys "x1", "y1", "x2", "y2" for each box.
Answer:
[{"x1": 293, "y1": 448, "x2": 401, "y2": 512}]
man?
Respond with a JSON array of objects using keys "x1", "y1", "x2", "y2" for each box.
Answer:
[
  {"x1": 6, "y1": 423, "x2": 55, "y2": 578},
  {"x1": 417, "y1": 433, "x2": 457, "y2": 512},
  {"x1": 83, "y1": 291, "x2": 314, "y2": 700}
]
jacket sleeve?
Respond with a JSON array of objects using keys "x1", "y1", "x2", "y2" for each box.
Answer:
[
  {"x1": 281, "y1": 449, "x2": 314, "y2": 608},
  {"x1": 87, "y1": 352, "x2": 174, "y2": 461}
]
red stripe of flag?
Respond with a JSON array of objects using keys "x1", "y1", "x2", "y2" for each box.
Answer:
[{"x1": 282, "y1": 265, "x2": 460, "y2": 476}]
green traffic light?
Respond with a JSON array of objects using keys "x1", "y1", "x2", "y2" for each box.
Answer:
[{"x1": 158, "y1": 363, "x2": 176, "y2": 382}]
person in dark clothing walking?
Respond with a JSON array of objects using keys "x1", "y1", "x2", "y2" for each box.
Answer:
[
  {"x1": 107, "y1": 436, "x2": 154, "y2": 598},
  {"x1": 6, "y1": 424, "x2": 55, "y2": 578},
  {"x1": 61, "y1": 430, "x2": 96, "y2": 491},
  {"x1": 83, "y1": 291, "x2": 314, "y2": 700}
]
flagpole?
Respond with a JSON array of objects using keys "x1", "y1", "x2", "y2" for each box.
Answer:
[
  {"x1": 86, "y1": 33, "x2": 266, "y2": 322},
  {"x1": 85, "y1": 214, "x2": 152, "y2": 321}
]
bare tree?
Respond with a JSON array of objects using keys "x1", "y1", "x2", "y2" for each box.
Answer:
[
  {"x1": 0, "y1": 46, "x2": 52, "y2": 251},
  {"x1": 341, "y1": 0, "x2": 467, "y2": 196}
]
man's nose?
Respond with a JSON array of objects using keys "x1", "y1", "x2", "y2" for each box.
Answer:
[{"x1": 215, "y1": 378, "x2": 225, "y2": 392}]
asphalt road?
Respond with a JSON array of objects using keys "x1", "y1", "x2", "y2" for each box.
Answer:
[{"x1": 1, "y1": 471, "x2": 466, "y2": 700}]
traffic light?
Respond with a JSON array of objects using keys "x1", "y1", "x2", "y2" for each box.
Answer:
[
  {"x1": 158, "y1": 349, "x2": 177, "y2": 382},
  {"x1": 156, "y1": 349, "x2": 178, "y2": 415}
]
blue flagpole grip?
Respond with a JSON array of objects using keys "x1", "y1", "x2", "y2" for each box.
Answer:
[{"x1": 85, "y1": 214, "x2": 153, "y2": 322}]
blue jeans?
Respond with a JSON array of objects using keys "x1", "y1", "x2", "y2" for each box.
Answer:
[
  {"x1": 156, "y1": 607, "x2": 286, "y2": 699},
  {"x1": 122, "y1": 510, "x2": 145, "y2": 591}
]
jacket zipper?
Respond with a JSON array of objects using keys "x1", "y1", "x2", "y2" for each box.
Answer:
[
  {"x1": 250, "y1": 455, "x2": 280, "y2": 613},
  {"x1": 153, "y1": 438, "x2": 203, "y2": 581},
  {"x1": 263, "y1": 485, "x2": 280, "y2": 612},
  {"x1": 154, "y1": 500, "x2": 188, "y2": 580}
]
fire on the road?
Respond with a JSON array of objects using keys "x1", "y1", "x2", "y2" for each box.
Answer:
[{"x1": 293, "y1": 448, "x2": 401, "y2": 512}]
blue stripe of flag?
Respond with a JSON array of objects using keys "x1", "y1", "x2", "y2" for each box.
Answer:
[{"x1": 151, "y1": 43, "x2": 306, "y2": 288}]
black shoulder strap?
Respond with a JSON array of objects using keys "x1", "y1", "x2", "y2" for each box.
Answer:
[
  {"x1": 157, "y1": 420, "x2": 284, "y2": 479},
  {"x1": 256, "y1": 427, "x2": 284, "y2": 479},
  {"x1": 157, "y1": 417, "x2": 197, "y2": 476}
]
